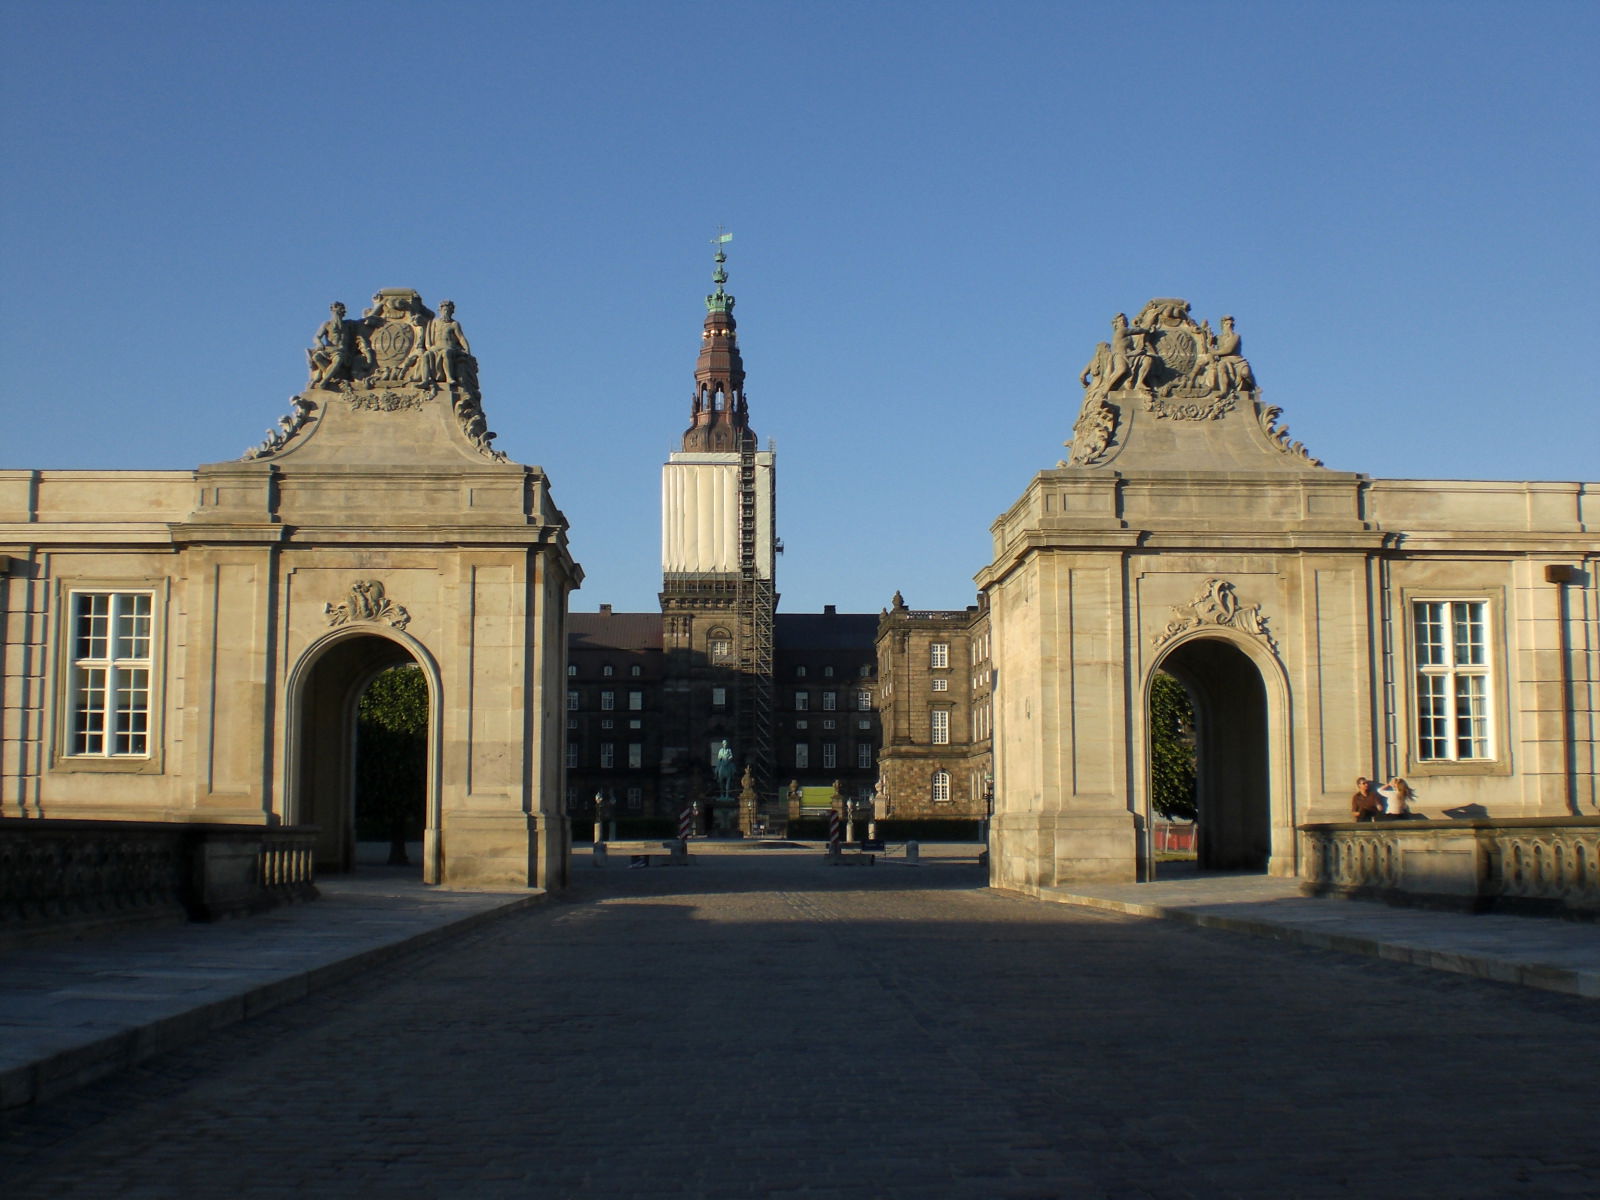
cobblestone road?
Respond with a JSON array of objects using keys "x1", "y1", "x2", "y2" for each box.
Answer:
[{"x1": 3, "y1": 849, "x2": 1598, "y2": 1198}]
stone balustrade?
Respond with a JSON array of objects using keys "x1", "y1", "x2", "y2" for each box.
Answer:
[
  {"x1": 1299, "y1": 816, "x2": 1600, "y2": 918},
  {"x1": 0, "y1": 819, "x2": 318, "y2": 945}
]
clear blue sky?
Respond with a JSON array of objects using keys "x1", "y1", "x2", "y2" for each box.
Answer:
[{"x1": 4, "y1": 1, "x2": 1596, "y2": 615}]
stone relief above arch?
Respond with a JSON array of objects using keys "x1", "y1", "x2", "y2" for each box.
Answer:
[
  {"x1": 1152, "y1": 578, "x2": 1279, "y2": 659},
  {"x1": 323, "y1": 580, "x2": 411, "y2": 631}
]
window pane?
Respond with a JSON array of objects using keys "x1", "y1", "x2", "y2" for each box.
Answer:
[
  {"x1": 73, "y1": 666, "x2": 108, "y2": 755},
  {"x1": 1416, "y1": 673, "x2": 1447, "y2": 760},
  {"x1": 1455, "y1": 674, "x2": 1489, "y2": 759},
  {"x1": 75, "y1": 593, "x2": 110, "y2": 660},
  {"x1": 113, "y1": 668, "x2": 150, "y2": 754},
  {"x1": 1413, "y1": 602, "x2": 1444, "y2": 668},
  {"x1": 115, "y1": 594, "x2": 152, "y2": 659},
  {"x1": 1452, "y1": 602, "x2": 1486, "y2": 667}
]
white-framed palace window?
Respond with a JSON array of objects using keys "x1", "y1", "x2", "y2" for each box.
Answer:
[
  {"x1": 931, "y1": 770, "x2": 951, "y2": 802},
  {"x1": 930, "y1": 642, "x2": 949, "y2": 670},
  {"x1": 930, "y1": 709, "x2": 950, "y2": 745},
  {"x1": 1412, "y1": 599, "x2": 1494, "y2": 761},
  {"x1": 67, "y1": 591, "x2": 154, "y2": 758}
]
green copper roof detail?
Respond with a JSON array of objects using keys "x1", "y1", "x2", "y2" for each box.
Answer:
[{"x1": 706, "y1": 232, "x2": 735, "y2": 313}]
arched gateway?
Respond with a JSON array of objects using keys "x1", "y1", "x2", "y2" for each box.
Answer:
[
  {"x1": 980, "y1": 298, "x2": 1596, "y2": 891},
  {"x1": 0, "y1": 289, "x2": 580, "y2": 889}
]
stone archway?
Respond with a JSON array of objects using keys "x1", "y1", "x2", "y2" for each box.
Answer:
[
  {"x1": 1151, "y1": 637, "x2": 1271, "y2": 872},
  {"x1": 288, "y1": 631, "x2": 439, "y2": 878}
]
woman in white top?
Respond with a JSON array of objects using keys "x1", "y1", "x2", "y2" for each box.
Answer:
[{"x1": 1379, "y1": 777, "x2": 1415, "y2": 819}]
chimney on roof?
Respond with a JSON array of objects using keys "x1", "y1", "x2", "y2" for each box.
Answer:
[
  {"x1": 824, "y1": 604, "x2": 836, "y2": 616},
  {"x1": 599, "y1": 603, "x2": 612, "y2": 615}
]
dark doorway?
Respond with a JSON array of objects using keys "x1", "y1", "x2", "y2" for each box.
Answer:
[
  {"x1": 295, "y1": 634, "x2": 427, "y2": 874},
  {"x1": 1154, "y1": 638, "x2": 1270, "y2": 872}
]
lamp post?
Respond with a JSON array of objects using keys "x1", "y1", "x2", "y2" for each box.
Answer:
[{"x1": 982, "y1": 771, "x2": 994, "y2": 847}]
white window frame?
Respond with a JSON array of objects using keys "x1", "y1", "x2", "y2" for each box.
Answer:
[
  {"x1": 856, "y1": 689, "x2": 872, "y2": 712},
  {"x1": 930, "y1": 709, "x2": 950, "y2": 745},
  {"x1": 64, "y1": 589, "x2": 157, "y2": 762},
  {"x1": 794, "y1": 691, "x2": 809, "y2": 711},
  {"x1": 1411, "y1": 598, "x2": 1495, "y2": 763},
  {"x1": 794, "y1": 743, "x2": 810, "y2": 769},
  {"x1": 600, "y1": 690, "x2": 616, "y2": 711},
  {"x1": 822, "y1": 742, "x2": 837, "y2": 769},
  {"x1": 567, "y1": 689, "x2": 580, "y2": 711},
  {"x1": 600, "y1": 743, "x2": 615, "y2": 769},
  {"x1": 628, "y1": 690, "x2": 643, "y2": 711},
  {"x1": 932, "y1": 770, "x2": 951, "y2": 802},
  {"x1": 822, "y1": 691, "x2": 837, "y2": 711},
  {"x1": 856, "y1": 743, "x2": 872, "y2": 769},
  {"x1": 930, "y1": 642, "x2": 949, "y2": 670},
  {"x1": 932, "y1": 678, "x2": 948, "y2": 692}
]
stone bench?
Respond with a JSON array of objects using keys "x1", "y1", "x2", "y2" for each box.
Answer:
[
  {"x1": 593, "y1": 840, "x2": 690, "y2": 867},
  {"x1": 826, "y1": 844, "x2": 877, "y2": 866}
]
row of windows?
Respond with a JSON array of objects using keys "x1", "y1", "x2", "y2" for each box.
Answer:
[
  {"x1": 58, "y1": 591, "x2": 1501, "y2": 769},
  {"x1": 792, "y1": 743, "x2": 875, "y2": 769},
  {"x1": 790, "y1": 664, "x2": 873, "y2": 679},
  {"x1": 791, "y1": 690, "x2": 872, "y2": 712},
  {"x1": 569, "y1": 743, "x2": 646, "y2": 769},
  {"x1": 568, "y1": 689, "x2": 647, "y2": 711},
  {"x1": 569, "y1": 663, "x2": 645, "y2": 678}
]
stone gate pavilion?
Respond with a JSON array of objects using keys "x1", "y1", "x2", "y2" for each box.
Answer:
[
  {"x1": 1, "y1": 289, "x2": 580, "y2": 889},
  {"x1": 980, "y1": 299, "x2": 1597, "y2": 892}
]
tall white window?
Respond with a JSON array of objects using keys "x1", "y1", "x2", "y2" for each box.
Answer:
[
  {"x1": 822, "y1": 742, "x2": 837, "y2": 769},
  {"x1": 856, "y1": 743, "x2": 872, "y2": 769},
  {"x1": 822, "y1": 691, "x2": 837, "y2": 711},
  {"x1": 709, "y1": 637, "x2": 733, "y2": 663},
  {"x1": 930, "y1": 643, "x2": 949, "y2": 669},
  {"x1": 856, "y1": 689, "x2": 871, "y2": 711},
  {"x1": 69, "y1": 592, "x2": 153, "y2": 757},
  {"x1": 932, "y1": 770, "x2": 951, "y2": 802},
  {"x1": 567, "y1": 689, "x2": 579, "y2": 711},
  {"x1": 931, "y1": 679, "x2": 948, "y2": 692},
  {"x1": 794, "y1": 743, "x2": 810, "y2": 769},
  {"x1": 600, "y1": 743, "x2": 615, "y2": 769},
  {"x1": 1413, "y1": 600, "x2": 1493, "y2": 760},
  {"x1": 601, "y1": 690, "x2": 615, "y2": 711},
  {"x1": 930, "y1": 710, "x2": 949, "y2": 745}
]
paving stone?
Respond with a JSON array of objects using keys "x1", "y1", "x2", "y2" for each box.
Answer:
[{"x1": 1, "y1": 845, "x2": 1597, "y2": 1198}]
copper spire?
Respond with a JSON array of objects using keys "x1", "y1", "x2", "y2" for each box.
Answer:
[{"x1": 682, "y1": 233, "x2": 753, "y2": 452}]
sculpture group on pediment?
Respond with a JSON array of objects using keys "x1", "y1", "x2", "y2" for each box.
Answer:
[
  {"x1": 303, "y1": 289, "x2": 482, "y2": 402},
  {"x1": 1081, "y1": 300, "x2": 1259, "y2": 405}
]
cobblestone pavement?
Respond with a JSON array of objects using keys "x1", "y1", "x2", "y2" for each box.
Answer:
[{"x1": 3, "y1": 847, "x2": 1598, "y2": 1199}]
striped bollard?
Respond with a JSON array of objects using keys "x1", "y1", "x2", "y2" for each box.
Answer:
[
  {"x1": 828, "y1": 808, "x2": 842, "y2": 858},
  {"x1": 679, "y1": 805, "x2": 694, "y2": 841}
]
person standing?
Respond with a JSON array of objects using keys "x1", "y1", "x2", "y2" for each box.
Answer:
[{"x1": 1350, "y1": 777, "x2": 1382, "y2": 822}]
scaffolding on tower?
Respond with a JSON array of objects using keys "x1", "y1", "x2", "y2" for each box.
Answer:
[{"x1": 736, "y1": 433, "x2": 775, "y2": 803}]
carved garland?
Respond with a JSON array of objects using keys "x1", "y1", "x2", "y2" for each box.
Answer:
[
  {"x1": 324, "y1": 580, "x2": 411, "y2": 631},
  {"x1": 1153, "y1": 577, "x2": 1278, "y2": 658},
  {"x1": 1143, "y1": 393, "x2": 1235, "y2": 422},
  {"x1": 347, "y1": 387, "x2": 434, "y2": 412}
]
